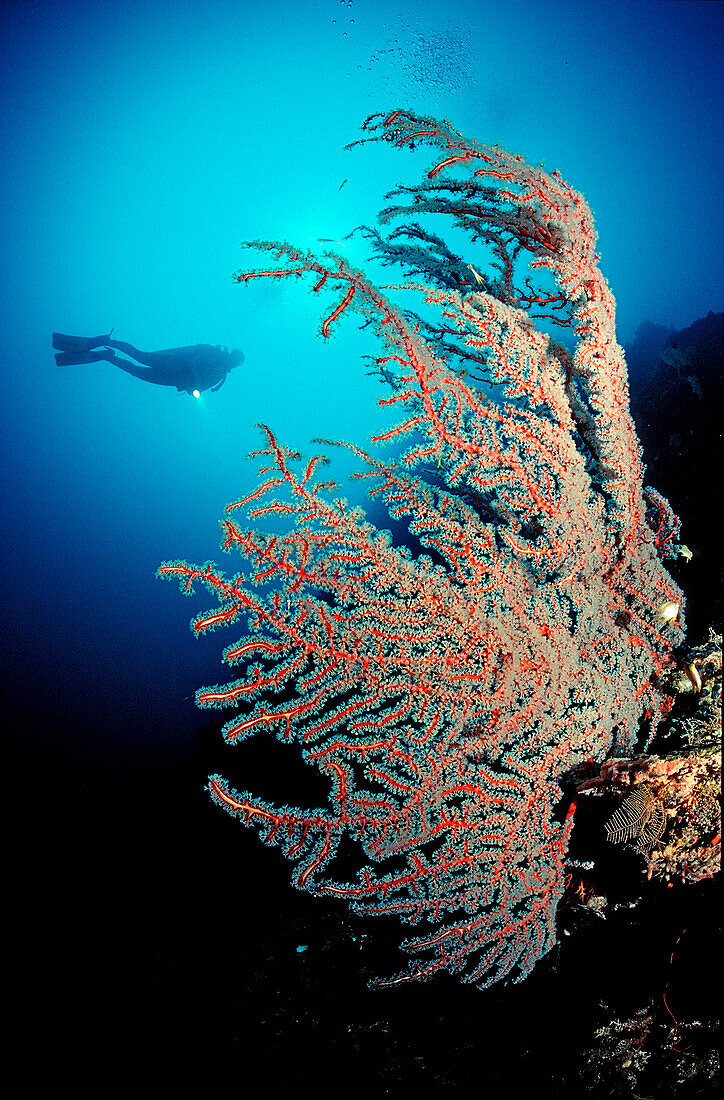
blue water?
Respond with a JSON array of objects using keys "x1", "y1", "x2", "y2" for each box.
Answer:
[{"x1": 3, "y1": 0, "x2": 722, "y2": 784}]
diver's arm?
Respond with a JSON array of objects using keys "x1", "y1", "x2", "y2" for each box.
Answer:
[{"x1": 210, "y1": 375, "x2": 227, "y2": 392}]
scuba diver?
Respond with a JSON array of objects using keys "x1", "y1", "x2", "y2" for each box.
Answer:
[{"x1": 52, "y1": 331, "x2": 244, "y2": 397}]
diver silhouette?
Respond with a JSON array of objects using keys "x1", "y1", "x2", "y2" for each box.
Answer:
[{"x1": 52, "y1": 331, "x2": 244, "y2": 396}]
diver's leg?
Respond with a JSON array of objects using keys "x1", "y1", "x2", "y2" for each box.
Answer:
[
  {"x1": 54, "y1": 348, "x2": 176, "y2": 386},
  {"x1": 111, "y1": 357, "x2": 176, "y2": 386},
  {"x1": 104, "y1": 340, "x2": 160, "y2": 368},
  {"x1": 105, "y1": 343, "x2": 185, "y2": 386}
]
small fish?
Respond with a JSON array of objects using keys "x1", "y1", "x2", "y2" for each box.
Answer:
[
  {"x1": 657, "y1": 600, "x2": 680, "y2": 623},
  {"x1": 685, "y1": 662, "x2": 702, "y2": 692},
  {"x1": 338, "y1": 178, "x2": 348, "y2": 191}
]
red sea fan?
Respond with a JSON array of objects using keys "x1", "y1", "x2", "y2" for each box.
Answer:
[{"x1": 159, "y1": 111, "x2": 684, "y2": 989}]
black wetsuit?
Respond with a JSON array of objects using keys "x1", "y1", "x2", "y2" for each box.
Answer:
[
  {"x1": 53, "y1": 333, "x2": 242, "y2": 394},
  {"x1": 103, "y1": 340, "x2": 235, "y2": 393}
]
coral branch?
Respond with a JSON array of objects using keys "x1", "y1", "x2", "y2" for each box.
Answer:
[{"x1": 160, "y1": 110, "x2": 684, "y2": 990}]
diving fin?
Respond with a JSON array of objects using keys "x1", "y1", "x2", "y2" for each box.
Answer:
[
  {"x1": 52, "y1": 329, "x2": 114, "y2": 352},
  {"x1": 55, "y1": 350, "x2": 111, "y2": 366}
]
